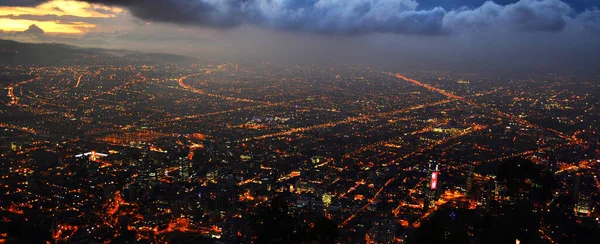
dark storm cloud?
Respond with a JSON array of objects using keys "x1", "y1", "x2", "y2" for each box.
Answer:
[
  {"x1": 444, "y1": 0, "x2": 573, "y2": 32},
  {"x1": 500, "y1": 0, "x2": 571, "y2": 31},
  {"x1": 80, "y1": 0, "x2": 446, "y2": 34},
  {"x1": 577, "y1": 9, "x2": 600, "y2": 33},
  {"x1": 82, "y1": 0, "x2": 600, "y2": 35},
  {"x1": 3, "y1": 0, "x2": 600, "y2": 35},
  {"x1": 84, "y1": 0, "x2": 247, "y2": 28},
  {"x1": 417, "y1": 0, "x2": 598, "y2": 11},
  {"x1": 0, "y1": 0, "x2": 45, "y2": 6},
  {"x1": 247, "y1": 0, "x2": 446, "y2": 35}
]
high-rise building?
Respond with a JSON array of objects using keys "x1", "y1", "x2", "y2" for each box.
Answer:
[
  {"x1": 367, "y1": 218, "x2": 397, "y2": 244},
  {"x1": 466, "y1": 165, "x2": 475, "y2": 197},
  {"x1": 125, "y1": 184, "x2": 139, "y2": 202},
  {"x1": 493, "y1": 180, "x2": 507, "y2": 201},
  {"x1": 572, "y1": 174, "x2": 581, "y2": 202},
  {"x1": 477, "y1": 184, "x2": 487, "y2": 207},
  {"x1": 476, "y1": 179, "x2": 497, "y2": 210},
  {"x1": 51, "y1": 219, "x2": 58, "y2": 239},
  {"x1": 548, "y1": 157, "x2": 558, "y2": 173},
  {"x1": 223, "y1": 218, "x2": 243, "y2": 242},
  {"x1": 424, "y1": 163, "x2": 440, "y2": 209},
  {"x1": 575, "y1": 192, "x2": 591, "y2": 216},
  {"x1": 178, "y1": 157, "x2": 192, "y2": 182}
]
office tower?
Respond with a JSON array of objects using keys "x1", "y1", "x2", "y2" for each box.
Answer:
[
  {"x1": 575, "y1": 192, "x2": 591, "y2": 216},
  {"x1": 425, "y1": 163, "x2": 440, "y2": 209},
  {"x1": 466, "y1": 165, "x2": 475, "y2": 197},
  {"x1": 572, "y1": 174, "x2": 581, "y2": 202},
  {"x1": 367, "y1": 218, "x2": 397, "y2": 244}
]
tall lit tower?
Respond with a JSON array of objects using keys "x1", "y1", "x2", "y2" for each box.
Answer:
[
  {"x1": 575, "y1": 192, "x2": 591, "y2": 216},
  {"x1": 425, "y1": 162, "x2": 439, "y2": 209},
  {"x1": 466, "y1": 165, "x2": 475, "y2": 197}
]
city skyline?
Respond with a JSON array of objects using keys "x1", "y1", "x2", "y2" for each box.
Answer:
[{"x1": 0, "y1": 1, "x2": 599, "y2": 244}]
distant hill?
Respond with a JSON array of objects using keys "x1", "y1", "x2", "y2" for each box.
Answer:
[{"x1": 0, "y1": 39, "x2": 200, "y2": 66}]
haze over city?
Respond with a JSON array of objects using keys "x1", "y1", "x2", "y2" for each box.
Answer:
[
  {"x1": 1, "y1": 0, "x2": 599, "y2": 72},
  {"x1": 0, "y1": 1, "x2": 599, "y2": 244}
]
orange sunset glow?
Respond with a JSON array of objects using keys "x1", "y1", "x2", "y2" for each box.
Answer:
[{"x1": 0, "y1": 0, "x2": 123, "y2": 34}]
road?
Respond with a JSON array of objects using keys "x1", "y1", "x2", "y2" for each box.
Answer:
[
  {"x1": 177, "y1": 72, "x2": 267, "y2": 104},
  {"x1": 247, "y1": 99, "x2": 452, "y2": 141}
]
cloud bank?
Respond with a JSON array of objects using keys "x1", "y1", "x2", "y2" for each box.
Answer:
[
  {"x1": 443, "y1": 0, "x2": 573, "y2": 32},
  {"x1": 69, "y1": 0, "x2": 598, "y2": 35}
]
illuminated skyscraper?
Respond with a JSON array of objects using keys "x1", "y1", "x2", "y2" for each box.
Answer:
[
  {"x1": 575, "y1": 192, "x2": 591, "y2": 216},
  {"x1": 424, "y1": 162, "x2": 440, "y2": 209},
  {"x1": 466, "y1": 165, "x2": 475, "y2": 197}
]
